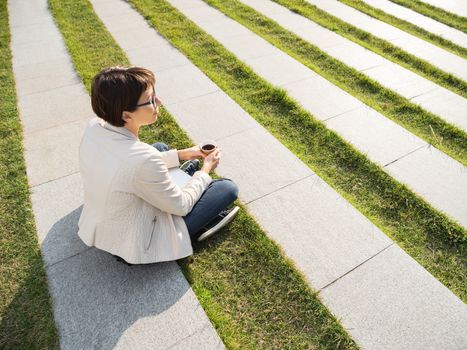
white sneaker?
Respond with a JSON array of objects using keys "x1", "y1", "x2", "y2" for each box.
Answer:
[{"x1": 197, "y1": 206, "x2": 240, "y2": 242}]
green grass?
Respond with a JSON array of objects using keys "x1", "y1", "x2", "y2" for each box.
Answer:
[
  {"x1": 129, "y1": 0, "x2": 467, "y2": 302},
  {"x1": 389, "y1": 0, "x2": 467, "y2": 34},
  {"x1": 0, "y1": 0, "x2": 59, "y2": 348},
  {"x1": 48, "y1": 0, "x2": 360, "y2": 348},
  {"x1": 270, "y1": 0, "x2": 467, "y2": 99},
  {"x1": 338, "y1": 0, "x2": 467, "y2": 59},
  {"x1": 203, "y1": 0, "x2": 467, "y2": 165}
]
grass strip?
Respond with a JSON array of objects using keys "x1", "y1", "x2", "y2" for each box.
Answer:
[
  {"x1": 389, "y1": 0, "x2": 467, "y2": 34},
  {"x1": 48, "y1": 0, "x2": 360, "y2": 348},
  {"x1": 128, "y1": 0, "x2": 467, "y2": 301},
  {"x1": 0, "y1": 1, "x2": 59, "y2": 348},
  {"x1": 338, "y1": 0, "x2": 467, "y2": 59},
  {"x1": 270, "y1": 0, "x2": 467, "y2": 99},
  {"x1": 203, "y1": 0, "x2": 467, "y2": 165}
]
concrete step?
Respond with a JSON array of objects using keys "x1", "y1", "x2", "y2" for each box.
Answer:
[
  {"x1": 8, "y1": 0, "x2": 225, "y2": 349},
  {"x1": 163, "y1": 0, "x2": 467, "y2": 227},
  {"x1": 417, "y1": 0, "x2": 467, "y2": 18},
  {"x1": 304, "y1": 0, "x2": 467, "y2": 80},
  {"x1": 362, "y1": 0, "x2": 467, "y2": 48},
  {"x1": 88, "y1": 0, "x2": 467, "y2": 349},
  {"x1": 239, "y1": 0, "x2": 467, "y2": 133}
]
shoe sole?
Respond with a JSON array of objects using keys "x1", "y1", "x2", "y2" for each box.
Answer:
[{"x1": 197, "y1": 206, "x2": 240, "y2": 242}]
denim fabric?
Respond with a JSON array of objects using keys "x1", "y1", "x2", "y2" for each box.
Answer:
[{"x1": 152, "y1": 142, "x2": 238, "y2": 239}]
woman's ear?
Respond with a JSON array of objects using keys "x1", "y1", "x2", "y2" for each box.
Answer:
[{"x1": 122, "y1": 111, "x2": 132, "y2": 124}]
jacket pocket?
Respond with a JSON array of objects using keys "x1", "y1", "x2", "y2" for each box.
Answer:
[{"x1": 146, "y1": 216, "x2": 158, "y2": 250}]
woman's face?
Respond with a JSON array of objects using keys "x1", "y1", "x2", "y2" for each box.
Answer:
[{"x1": 129, "y1": 84, "x2": 162, "y2": 126}]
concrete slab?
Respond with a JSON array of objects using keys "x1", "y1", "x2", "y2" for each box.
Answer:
[
  {"x1": 46, "y1": 249, "x2": 223, "y2": 350},
  {"x1": 325, "y1": 106, "x2": 426, "y2": 166},
  {"x1": 245, "y1": 53, "x2": 314, "y2": 86},
  {"x1": 9, "y1": 22, "x2": 59, "y2": 47},
  {"x1": 14, "y1": 58, "x2": 80, "y2": 96},
  {"x1": 93, "y1": 11, "x2": 154, "y2": 32},
  {"x1": 306, "y1": 0, "x2": 467, "y2": 80},
  {"x1": 363, "y1": 0, "x2": 459, "y2": 38},
  {"x1": 127, "y1": 44, "x2": 192, "y2": 73},
  {"x1": 385, "y1": 146, "x2": 467, "y2": 227},
  {"x1": 23, "y1": 118, "x2": 89, "y2": 187},
  {"x1": 8, "y1": 0, "x2": 50, "y2": 27},
  {"x1": 215, "y1": 127, "x2": 312, "y2": 203},
  {"x1": 389, "y1": 36, "x2": 467, "y2": 81},
  {"x1": 411, "y1": 88, "x2": 467, "y2": 132},
  {"x1": 31, "y1": 173, "x2": 88, "y2": 266},
  {"x1": 325, "y1": 42, "x2": 387, "y2": 71},
  {"x1": 18, "y1": 83, "x2": 93, "y2": 134},
  {"x1": 363, "y1": 64, "x2": 435, "y2": 98},
  {"x1": 189, "y1": 18, "x2": 253, "y2": 40},
  {"x1": 282, "y1": 77, "x2": 363, "y2": 121},
  {"x1": 110, "y1": 27, "x2": 167, "y2": 51},
  {"x1": 167, "y1": 0, "x2": 467, "y2": 226},
  {"x1": 239, "y1": 0, "x2": 466, "y2": 131},
  {"x1": 442, "y1": 30, "x2": 467, "y2": 49},
  {"x1": 320, "y1": 244, "x2": 467, "y2": 350},
  {"x1": 11, "y1": 40, "x2": 69, "y2": 68},
  {"x1": 247, "y1": 176, "x2": 393, "y2": 289},
  {"x1": 416, "y1": 0, "x2": 467, "y2": 18},
  {"x1": 165, "y1": 90, "x2": 260, "y2": 141},
  {"x1": 215, "y1": 33, "x2": 278, "y2": 60},
  {"x1": 155, "y1": 65, "x2": 219, "y2": 106}
]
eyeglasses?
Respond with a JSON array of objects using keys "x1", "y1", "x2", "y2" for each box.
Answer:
[{"x1": 133, "y1": 88, "x2": 157, "y2": 109}]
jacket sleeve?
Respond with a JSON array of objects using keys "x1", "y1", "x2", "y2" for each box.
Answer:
[
  {"x1": 159, "y1": 149, "x2": 180, "y2": 169},
  {"x1": 133, "y1": 153, "x2": 212, "y2": 216}
]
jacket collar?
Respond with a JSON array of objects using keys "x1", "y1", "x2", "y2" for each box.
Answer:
[{"x1": 101, "y1": 120, "x2": 138, "y2": 140}]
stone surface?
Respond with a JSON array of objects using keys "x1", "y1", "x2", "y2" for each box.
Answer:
[
  {"x1": 11, "y1": 40, "x2": 69, "y2": 67},
  {"x1": 363, "y1": 0, "x2": 467, "y2": 48},
  {"x1": 306, "y1": 0, "x2": 467, "y2": 80},
  {"x1": 111, "y1": 27, "x2": 167, "y2": 51},
  {"x1": 245, "y1": 53, "x2": 314, "y2": 86},
  {"x1": 417, "y1": 0, "x2": 467, "y2": 18},
  {"x1": 165, "y1": 90, "x2": 260, "y2": 141},
  {"x1": 240, "y1": 0, "x2": 466, "y2": 130},
  {"x1": 385, "y1": 145, "x2": 467, "y2": 227},
  {"x1": 46, "y1": 249, "x2": 224, "y2": 350},
  {"x1": 282, "y1": 77, "x2": 363, "y2": 121},
  {"x1": 23, "y1": 118, "x2": 89, "y2": 187},
  {"x1": 411, "y1": 87, "x2": 467, "y2": 132},
  {"x1": 167, "y1": 0, "x2": 467, "y2": 225},
  {"x1": 14, "y1": 58, "x2": 80, "y2": 96},
  {"x1": 247, "y1": 176, "x2": 393, "y2": 289},
  {"x1": 320, "y1": 244, "x2": 467, "y2": 350},
  {"x1": 31, "y1": 172, "x2": 88, "y2": 266},
  {"x1": 325, "y1": 106, "x2": 426, "y2": 166},
  {"x1": 126, "y1": 44, "x2": 192, "y2": 73},
  {"x1": 214, "y1": 33, "x2": 277, "y2": 60},
  {"x1": 324, "y1": 42, "x2": 387, "y2": 71},
  {"x1": 363, "y1": 63, "x2": 436, "y2": 98},
  {"x1": 215, "y1": 127, "x2": 312, "y2": 203},
  {"x1": 18, "y1": 83, "x2": 92, "y2": 134},
  {"x1": 155, "y1": 65, "x2": 220, "y2": 106}
]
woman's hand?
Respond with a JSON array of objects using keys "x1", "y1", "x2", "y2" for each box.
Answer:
[
  {"x1": 201, "y1": 148, "x2": 221, "y2": 174},
  {"x1": 177, "y1": 145, "x2": 206, "y2": 161}
]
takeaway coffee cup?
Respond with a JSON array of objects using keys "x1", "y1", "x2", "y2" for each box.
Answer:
[{"x1": 200, "y1": 140, "x2": 217, "y2": 154}]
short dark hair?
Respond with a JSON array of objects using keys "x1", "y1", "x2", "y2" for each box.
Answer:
[{"x1": 91, "y1": 66, "x2": 155, "y2": 127}]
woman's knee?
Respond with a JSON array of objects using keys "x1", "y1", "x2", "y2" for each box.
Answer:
[
  {"x1": 152, "y1": 142, "x2": 169, "y2": 152},
  {"x1": 215, "y1": 178, "x2": 239, "y2": 202}
]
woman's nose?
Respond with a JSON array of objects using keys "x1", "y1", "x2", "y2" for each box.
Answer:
[{"x1": 155, "y1": 96, "x2": 163, "y2": 106}]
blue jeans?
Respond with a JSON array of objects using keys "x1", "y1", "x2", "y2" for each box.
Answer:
[{"x1": 152, "y1": 143, "x2": 238, "y2": 240}]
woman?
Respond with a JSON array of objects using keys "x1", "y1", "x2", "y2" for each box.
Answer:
[{"x1": 78, "y1": 66, "x2": 239, "y2": 265}]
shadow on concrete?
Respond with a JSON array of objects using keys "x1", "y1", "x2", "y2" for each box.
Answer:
[{"x1": 2, "y1": 206, "x2": 193, "y2": 349}]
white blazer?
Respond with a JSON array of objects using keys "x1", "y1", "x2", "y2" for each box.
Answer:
[{"x1": 78, "y1": 118, "x2": 212, "y2": 264}]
